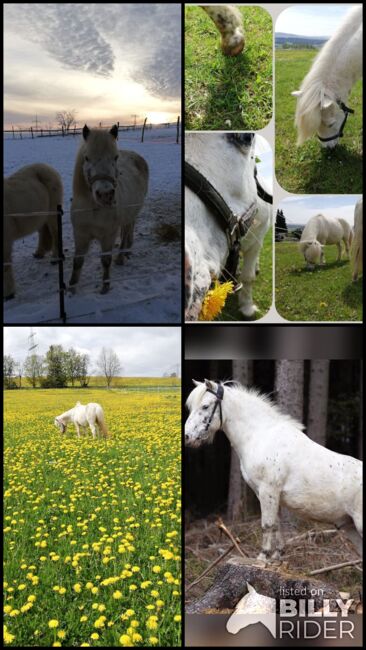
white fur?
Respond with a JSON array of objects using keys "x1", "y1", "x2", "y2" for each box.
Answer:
[
  {"x1": 292, "y1": 5, "x2": 362, "y2": 147},
  {"x1": 185, "y1": 133, "x2": 271, "y2": 320},
  {"x1": 201, "y1": 5, "x2": 245, "y2": 56},
  {"x1": 185, "y1": 379, "x2": 363, "y2": 559},
  {"x1": 299, "y1": 213, "x2": 352, "y2": 267},
  {"x1": 70, "y1": 125, "x2": 148, "y2": 293},
  {"x1": 350, "y1": 198, "x2": 363, "y2": 281},
  {"x1": 4, "y1": 163, "x2": 63, "y2": 299},
  {"x1": 55, "y1": 402, "x2": 108, "y2": 438}
]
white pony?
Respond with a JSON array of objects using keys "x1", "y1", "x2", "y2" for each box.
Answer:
[
  {"x1": 185, "y1": 380, "x2": 363, "y2": 559},
  {"x1": 299, "y1": 213, "x2": 352, "y2": 267},
  {"x1": 350, "y1": 198, "x2": 363, "y2": 281},
  {"x1": 292, "y1": 5, "x2": 362, "y2": 147},
  {"x1": 185, "y1": 133, "x2": 271, "y2": 320},
  {"x1": 201, "y1": 5, "x2": 245, "y2": 56},
  {"x1": 54, "y1": 402, "x2": 109, "y2": 438},
  {"x1": 4, "y1": 163, "x2": 63, "y2": 300},
  {"x1": 70, "y1": 125, "x2": 149, "y2": 294}
]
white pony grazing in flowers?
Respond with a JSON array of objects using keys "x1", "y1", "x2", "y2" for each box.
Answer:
[
  {"x1": 299, "y1": 213, "x2": 352, "y2": 268},
  {"x1": 54, "y1": 402, "x2": 109, "y2": 438},
  {"x1": 185, "y1": 379, "x2": 363, "y2": 560},
  {"x1": 292, "y1": 5, "x2": 362, "y2": 147},
  {"x1": 4, "y1": 163, "x2": 63, "y2": 300},
  {"x1": 201, "y1": 5, "x2": 245, "y2": 56},
  {"x1": 70, "y1": 124, "x2": 149, "y2": 294},
  {"x1": 350, "y1": 198, "x2": 363, "y2": 281}
]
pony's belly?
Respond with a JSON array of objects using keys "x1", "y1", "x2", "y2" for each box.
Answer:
[{"x1": 281, "y1": 490, "x2": 346, "y2": 523}]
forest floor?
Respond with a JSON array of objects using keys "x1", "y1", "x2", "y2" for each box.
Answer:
[{"x1": 185, "y1": 515, "x2": 362, "y2": 608}]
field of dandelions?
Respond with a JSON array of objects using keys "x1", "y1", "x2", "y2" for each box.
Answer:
[{"x1": 3, "y1": 387, "x2": 181, "y2": 647}]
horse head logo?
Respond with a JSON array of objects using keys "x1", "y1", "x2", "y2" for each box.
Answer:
[{"x1": 226, "y1": 583, "x2": 276, "y2": 638}]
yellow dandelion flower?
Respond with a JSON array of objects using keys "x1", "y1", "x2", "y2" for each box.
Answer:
[
  {"x1": 48, "y1": 619, "x2": 59, "y2": 628},
  {"x1": 119, "y1": 634, "x2": 132, "y2": 646},
  {"x1": 199, "y1": 280, "x2": 234, "y2": 321}
]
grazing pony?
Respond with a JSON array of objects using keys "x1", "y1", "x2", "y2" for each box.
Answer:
[
  {"x1": 350, "y1": 198, "x2": 363, "y2": 281},
  {"x1": 185, "y1": 133, "x2": 271, "y2": 320},
  {"x1": 4, "y1": 163, "x2": 63, "y2": 300},
  {"x1": 185, "y1": 379, "x2": 363, "y2": 560},
  {"x1": 70, "y1": 125, "x2": 148, "y2": 294},
  {"x1": 299, "y1": 213, "x2": 352, "y2": 268},
  {"x1": 201, "y1": 5, "x2": 245, "y2": 56},
  {"x1": 54, "y1": 402, "x2": 109, "y2": 438},
  {"x1": 292, "y1": 5, "x2": 362, "y2": 147}
]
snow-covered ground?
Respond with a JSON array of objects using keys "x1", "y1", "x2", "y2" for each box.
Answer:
[{"x1": 4, "y1": 126, "x2": 181, "y2": 323}]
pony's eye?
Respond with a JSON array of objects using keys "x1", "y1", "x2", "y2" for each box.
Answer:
[
  {"x1": 114, "y1": 155, "x2": 118, "y2": 161},
  {"x1": 202, "y1": 405, "x2": 209, "y2": 410},
  {"x1": 85, "y1": 156, "x2": 89, "y2": 162}
]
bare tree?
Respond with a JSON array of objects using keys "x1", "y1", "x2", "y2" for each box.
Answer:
[
  {"x1": 227, "y1": 360, "x2": 254, "y2": 521},
  {"x1": 96, "y1": 348, "x2": 122, "y2": 388},
  {"x1": 307, "y1": 360, "x2": 330, "y2": 445},
  {"x1": 4, "y1": 355, "x2": 16, "y2": 389},
  {"x1": 56, "y1": 110, "x2": 77, "y2": 132},
  {"x1": 24, "y1": 354, "x2": 44, "y2": 388}
]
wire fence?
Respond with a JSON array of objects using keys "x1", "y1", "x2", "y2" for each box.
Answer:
[
  {"x1": 4, "y1": 117, "x2": 181, "y2": 144},
  {"x1": 5, "y1": 204, "x2": 180, "y2": 324}
]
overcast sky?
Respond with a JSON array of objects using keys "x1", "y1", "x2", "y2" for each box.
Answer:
[
  {"x1": 279, "y1": 195, "x2": 362, "y2": 226},
  {"x1": 4, "y1": 3, "x2": 181, "y2": 128},
  {"x1": 276, "y1": 4, "x2": 358, "y2": 37},
  {"x1": 4, "y1": 327, "x2": 181, "y2": 376}
]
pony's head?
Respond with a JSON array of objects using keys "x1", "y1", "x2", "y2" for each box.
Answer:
[
  {"x1": 81, "y1": 124, "x2": 119, "y2": 207},
  {"x1": 54, "y1": 417, "x2": 66, "y2": 434},
  {"x1": 301, "y1": 239, "x2": 324, "y2": 265},
  {"x1": 185, "y1": 379, "x2": 224, "y2": 446},
  {"x1": 292, "y1": 88, "x2": 349, "y2": 148}
]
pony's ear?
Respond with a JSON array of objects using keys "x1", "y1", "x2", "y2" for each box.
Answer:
[
  {"x1": 110, "y1": 125, "x2": 118, "y2": 139},
  {"x1": 247, "y1": 582, "x2": 255, "y2": 593},
  {"x1": 291, "y1": 90, "x2": 303, "y2": 97},
  {"x1": 192, "y1": 379, "x2": 201, "y2": 386},
  {"x1": 83, "y1": 124, "x2": 90, "y2": 140},
  {"x1": 321, "y1": 91, "x2": 334, "y2": 110},
  {"x1": 76, "y1": 401, "x2": 81, "y2": 406},
  {"x1": 204, "y1": 378, "x2": 216, "y2": 391}
]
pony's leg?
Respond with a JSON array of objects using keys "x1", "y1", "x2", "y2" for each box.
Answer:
[
  {"x1": 4, "y1": 239, "x2": 15, "y2": 300},
  {"x1": 336, "y1": 242, "x2": 342, "y2": 262},
  {"x1": 257, "y1": 488, "x2": 281, "y2": 562},
  {"x1": 116, "y1": 224, "x2": 134, "y2": 265},
  {"x1": 89, "y1": 424, "x2": 97, "y2": 439},
  {"x1": 75, "y1": 424, "x2": 81, "y2": 438},
  {"x1": 69, "y1": 234, "x2": 90, "y2": 293},
  {"x1": 34, "y1": 225, "x2": 52, "y2": 258},
  {"x1": 343, "y1": 237, "x2": 350, "y2": 259},
  {"x1": 100, "y1": 235, "x2": 114, "y2": 294},
  {"x1": 201, "y1": 6, "x2": 245, "y2": 56},
  {"x1": 238, "y1": 243, "x2": 261, "y2": 319}
]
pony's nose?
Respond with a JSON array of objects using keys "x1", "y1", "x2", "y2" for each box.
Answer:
[
  {"x1": 185, "y1": 434, "x2": 190, "y2": 442},
  {"x1": 96, "y1": 188, "x2": 115, "y2": 205}
]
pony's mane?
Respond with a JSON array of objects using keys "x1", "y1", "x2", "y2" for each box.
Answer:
[{"x1": 187, "y1": 380, "x2": 305, "y2": 430}]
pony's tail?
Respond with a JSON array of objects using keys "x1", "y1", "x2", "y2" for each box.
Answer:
[
  {"x1": 97, "y1": 412, "x2": 109, "y2": 438},
  {"x1": 350, "y1": 231, "x2": 363, "y2": 282}
]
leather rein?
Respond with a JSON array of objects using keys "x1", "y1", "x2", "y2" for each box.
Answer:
[
  {"x1": 204, "y1": 383, "x2": 224, "y2": 431},
  {"x1": 317, "y1": 99, "x2": 354, "y2": 143}
]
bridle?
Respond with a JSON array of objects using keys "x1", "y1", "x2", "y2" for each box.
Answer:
[
  {"x1": 185, "y1": 160, "x2": 272, "y2": 283},
  {"x1": 317, "y1": 99, "x2": 354, "y2": 143},
  {"x1": 204, "y1": 383, "x2": 224, "y2": 431}
]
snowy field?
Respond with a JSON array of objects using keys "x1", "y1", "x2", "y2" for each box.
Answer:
[{"x1": 4, "y1": 126, "x2": 181, "y2": 323}]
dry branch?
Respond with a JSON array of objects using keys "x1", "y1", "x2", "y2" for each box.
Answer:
[
  {"x1": 310, "y1": 559, "x2": 362, "y2": 576},
  {"x1": 216, "y1": 517, "x2": 247, "y2": 559},
  {"x1": 186, "y1": 543, "x2": 235, "y2": 593}
]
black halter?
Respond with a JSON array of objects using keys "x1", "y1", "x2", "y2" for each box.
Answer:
[
  {"x1": 317, "y1": 99, "x2": 354, "y2": 143},
  {"x1": 185, "y1": 161, "x2": 258, "y2": 282},
  {"x1": 204, "y1": 383, "x2": 224, "y2": 431}
]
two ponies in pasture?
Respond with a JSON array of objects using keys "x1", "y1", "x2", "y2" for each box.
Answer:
[
  {"x1": 201, "y1": 5, "x2": 245, "y2": 56},
  {"x1": 55, "y1": 402, "x2": 109, "y2": 439},
  {"x1": 185, "y1": 133, "x2": 271, "y2": 320},
  {"x1": 4, "y1": 163, "x2": 63, "y2": 300},
  {"x1": 292, "y1": 5, "x2": 362, "y2": 147},
  {"x1": 351, "y1": 198, "x2": 363, "y2": 282},
  {"x1": 299, "y1": 213, "x2": 353, "y2": 268},
  {"x1": 70, "y1": 124, "x2": 149, "y2": 294},
  {"x1": 185, "y1": 379, "x2": 363, "y2": 560}
]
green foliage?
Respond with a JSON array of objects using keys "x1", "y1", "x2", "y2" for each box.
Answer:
[
  {"x1": 275, "y1": 49, "x2": 362, "y2": 193},
  {"x1": 185, "y1": 6, "x2": 272, "y2": 130},
  {"x1": 275, "y1": 242, "x2": 362, "y2": 321}
]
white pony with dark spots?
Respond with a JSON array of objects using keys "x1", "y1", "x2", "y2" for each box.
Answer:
[
  {"x1": 70, "y1": 124, "x2": 149, "y2": 294},
  {"x1": 299, "y1": 213, "x2": 352, "y2": 268},
  {"x1": 201, "y1": 5, "x2": 245, "y2": 56},
  {"x1": 185, "y1": 379, "x2": 363, "y2": 560},
  {"x1": 292, "y1": 5, "x2": 362, "y2": 147}
]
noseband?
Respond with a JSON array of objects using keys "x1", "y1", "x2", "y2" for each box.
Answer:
[
  {"x1": 88, "y1": 173, "x2": 117, "y2": 189},
  {"x1": 317, "y1": 99, "x2": 354, "y2": 143},
  {"x1": 204, "y1": 383, "x2": 224, "y2": 431}
]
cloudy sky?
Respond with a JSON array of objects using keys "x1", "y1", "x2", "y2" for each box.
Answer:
[
  {"x1": 276, "y1": 4, "x2": 358, "y2": 37},
  {"x1": 4, "y1": 327, "x2": 181, "y2": 376},
  {"x1": 278, "y1": 195, "x2": 362, "y2": 226},
  {"x1": 4, "y1": 3, "x2": 181, "y2": 128}
]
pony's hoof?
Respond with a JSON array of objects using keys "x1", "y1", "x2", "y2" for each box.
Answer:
[
  {"x1": 5, "y1": 293, "x2": 15, "y2": 301},
  {"x1": 115, "y1": 254, "x2": 125, "y2": 265},
  {"x1": 68, "y1": 285, "x2": 77, "y2": 296},
  {"x1": 101, "y1": 284, "x2": 110, "y2": 295},
  {"x1": 33, "y1": 252, "x2": 45, "y2": 259}
]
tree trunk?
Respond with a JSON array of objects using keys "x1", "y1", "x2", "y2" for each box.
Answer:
[
  {"x1": 227, "y1": 361, "x2": 253, "y2": 521},
  {"x1": 306, "y1": 360, "x2": 330, "y2": 445}
]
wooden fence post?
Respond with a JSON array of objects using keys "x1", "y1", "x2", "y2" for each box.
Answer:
[
  {"x1": 57, "y1": 204, "x2": 67, "y2": 323},
  {"x1": 30, "y1": 126, "x2": 33, "y2": 139},
  {"x1": 12, "y1": 125, "x2": 14, "y2": 139},
  {"x1": 141, "y1": 117, "x2": 147, "y2": 143},
  {"x1": 176, "y1": 116, "x2": 180, "y2": 143}
]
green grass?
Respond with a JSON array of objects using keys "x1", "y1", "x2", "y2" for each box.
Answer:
[
  {"x1": 275, "y1": 49, "x2": 363, "y2": 193},
  {"x1": 275, "y1": 242, "x2": 362, "y2": 321},
  {"x1": 220, "y1": 228, "x2": 273, "y2": 321},
  {"x1": 185, "y1": 6, "x2": 272, "y2": 130},
  {"x1": 4, "y1": 389, "x2": 181, "y2": 647}
]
